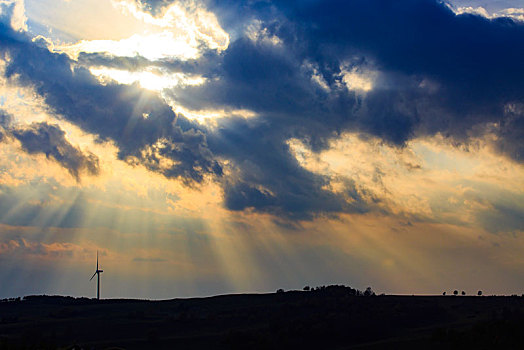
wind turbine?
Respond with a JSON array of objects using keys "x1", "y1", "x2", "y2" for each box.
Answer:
[{"x1": 90, "y1": 251, "x2": 103, "y2": 300}]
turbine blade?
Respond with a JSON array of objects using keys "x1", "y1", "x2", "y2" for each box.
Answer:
[
  {"x1": 90, "y1": 272, "x2": 97, "y2": 281},
  {"x1": 96, "y1": 251, "x2": 99, "y2": 270}
]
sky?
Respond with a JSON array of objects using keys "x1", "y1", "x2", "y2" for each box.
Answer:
[{"x1": 0, "y1": 0, "x2": 523, "y2": 299}]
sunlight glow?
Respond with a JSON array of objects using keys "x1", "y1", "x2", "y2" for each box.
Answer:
[
  {"x1": 340, "y1": 66, "x2": 376, "y2": 93},
  {"x1": 3, "y1": 0, "x2": 524, "y2": 301},
  {"x1": 24, "y1": 0, "x2": 150, "y2": 41},
  {"x1": 50, "y1": 0, "x2": 229, "y2": 61},
  {"x1": 172, "y1": 105, "x2": 258, "y2": 123},
  {"x1": 58, "y1": 31, "x2": 200, "y2": 61},
  {"x1": 287, "y1": 133, "x2": 524, "y2": 221},
  {"x1": 89, "y1": 67, "x2": 205, "y2": 91},
  {"x1": 112, "y1": 0, "x2": 229, "y2": 51}
]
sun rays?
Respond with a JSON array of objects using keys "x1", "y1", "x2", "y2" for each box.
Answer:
[{"x1": 1, "y1": 0, "x2": 524, "y2": 300}]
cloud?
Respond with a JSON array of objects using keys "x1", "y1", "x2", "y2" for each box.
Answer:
[
  {"x1": 0, "y1": 109, "x2": 11, "y2": 140},
  {"x1": 171, "y1": 0, "x2": 524, "y2": 217},
  {"x1": 449, "y1": 5, "x2": 524, "y2": 22},
  {"x1": 0, "y1": 14, "x2": 358, "y2": 218},
  {"x1": 5, "y1": 125, "x2": 98, "y2": 181},
  {"x1": 129, "y1": 0, "x2": 178, "y2": 15},
  {"x1": 0, "y1": 0, "x2": 27, "y2": 31},
  {"x1": 208, "y1": 116, "x2": 367, "y2": 219},
  {"x1": 0, "y1": 236, "x2": 84, "y2": 259},
  {"x1": 1, "y1": 0, "x2": 523, "y2": 220},
  {"x1": 199, "y1": 0, "x2": 523, "y2": 147},
  {"x1": 76, "y1": 51, "x2": 215, "y2": 75},
  {"x1": 127, "y1": 0, "x2": 524, "y2": 155},
  {"x1": 0, "y1": 21, "x2": 222, "y2": 183}
]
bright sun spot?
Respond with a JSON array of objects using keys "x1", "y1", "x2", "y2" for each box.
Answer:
[
  {"x1": 55, "y1": 0, "x2": 229, "y2": 61},
  {"x1": 113, "y1": 0, "x2": 230, "y2": 52},
  {"x1": 89, "y1": 68, "x2": 205, "y2": 91},
  {"x1": 59, "y1": 32, "x2": 200, "y2": 61}
]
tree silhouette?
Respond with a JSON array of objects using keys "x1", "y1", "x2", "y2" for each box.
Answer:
[
  {"x1": 453, "y1": 290, "x2": 458, "y2": 296},
  {"x1": 461, "y1": 291, "x2": 466, "y2": 296},
  {"x1": 303, "y1": 286, "x2": 310, "y2": 291},
  {"x1": 478, "y1": 290, "x2": 482, "y2": 296},
  {"x1": 364, "y1": 287, "x2": 375, "y2": 296},
  {"x1": 442, "y1": 292, "x2": 446, "y2": 296}
]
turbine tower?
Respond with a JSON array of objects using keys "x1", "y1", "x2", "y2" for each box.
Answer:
[{"x1": 90, "y1": 251, "x2": 103, "y2": 300}]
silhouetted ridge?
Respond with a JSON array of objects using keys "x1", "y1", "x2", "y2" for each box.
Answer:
[{"x1": 2, "y1": 291, "x2": 524, "y2": 349}]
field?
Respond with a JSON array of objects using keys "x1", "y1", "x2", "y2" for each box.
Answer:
[{"x1": 1, "y1": 287, "x2": 524, "y2": 349}]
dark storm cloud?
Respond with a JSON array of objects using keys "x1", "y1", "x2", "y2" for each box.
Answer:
[
  {"x1": 2, "y1": 0, "x2": 524, "y2": 219},
  {"x1": 207, "y1": 116, "x2": 369, "y2": 219},
  {"x1": 170, "y1": 37, "x2": 356, "y2": 150},
  {"x1": 494, "y1": 103, "x2": 524, "y2": 162},
  {"x1": 0, "y1": 110, "x2": 99, "y2": 179},
  {"x1": 11, "y1": 122, "x2": 100, "y2": 179},
  {"x1": 189, "y1": 0, "x2": 524, "y2": 150},
  {"x1": 278, "y1": 0, "x2": 524, "y2": 149},
  {"x1": 0, "y1": 15, "x2": 360, "y2": 218},
  {"x1": 0, "y1": 22, "x2": 221, "y2": 183},
  {"x1": 133, "y1": 1, "x2": 524, "y2": 152},
  {"x1": 170, "y1": 0, "x2": 524, "y2": 216}
]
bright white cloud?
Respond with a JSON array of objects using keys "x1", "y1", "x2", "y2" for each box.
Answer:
[
  {"x1": 496, "y1": 7, "x2": 524, "y2": 21},
  {"x1": 41, "y1": 0, "x2": 233, "y2": 125},
  {"x1": 57, "y1": 32, "x2": 201, "y2": 61},
  {"x1": 89, "y1": 67, "x2": 205, "y2": 91},
  {"x1": 32, "y1": 0, "x2": 229, "y2": 65},
  {"x1": 446, "y1": 0, "x2": 524, "y2": 13},
  {"x1": 447, "y1": 3, "x2": 524, "y2": 21},
  {"x1": 110, "y1": 0, "x2": 229, "y2": 56},
  {"x1": 171, "y1": 105, "x2": 258, "y2": 124},
  {"x1": 452, "y1": 5, "x2": 491, "y2": 17},
  {"x1": 340, "y1": 65, "x2": 377, "y2": 93}
]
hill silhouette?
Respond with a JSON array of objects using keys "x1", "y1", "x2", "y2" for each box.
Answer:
[{"x1": 1, "y1": 286, "x2": 524, "y2": 349}]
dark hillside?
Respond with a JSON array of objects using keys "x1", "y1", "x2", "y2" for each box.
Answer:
[{"x1": 1, "y1": 288, "x2": 524, "y2": 349}]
